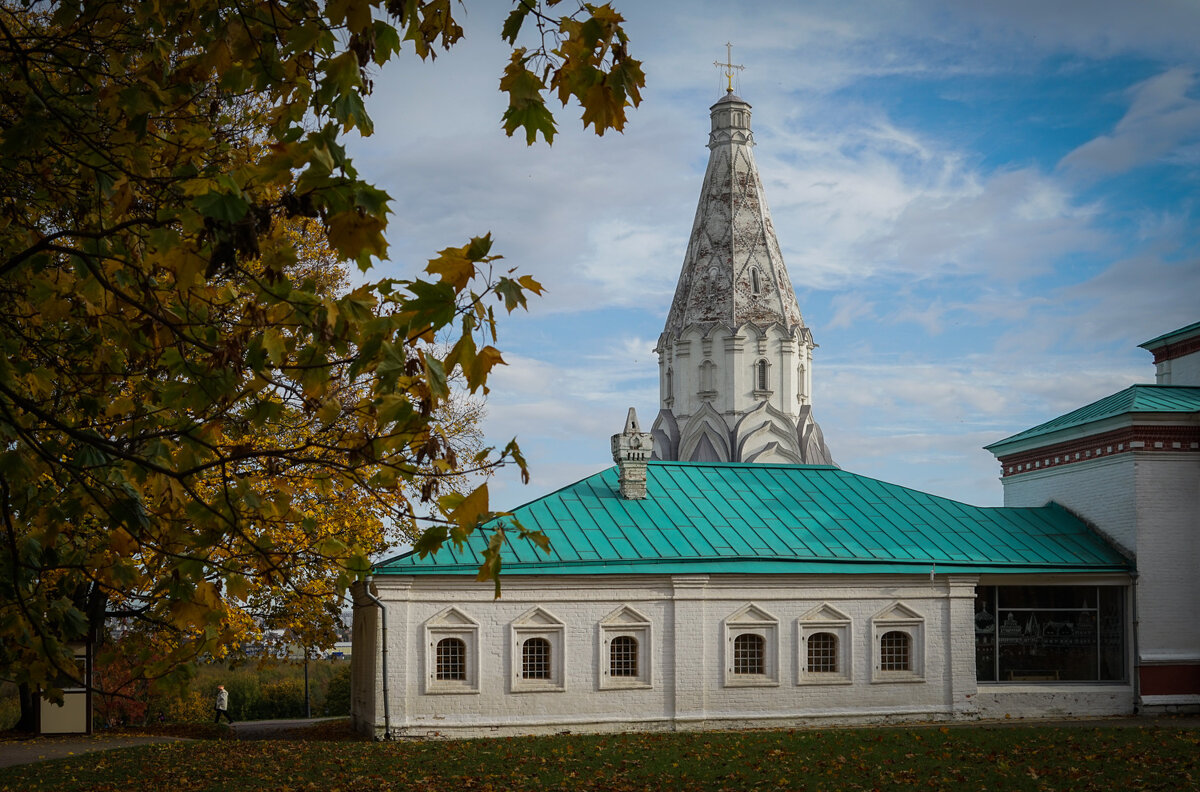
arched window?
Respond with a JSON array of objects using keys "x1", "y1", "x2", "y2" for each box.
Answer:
[
  {"x1": 700, "y1": 360, "x2": 716, "y2": 393},
  {"x1": 879, "y1": 631, "x2": 910, "y2": 672},
  {"x1": 750, "y1": 267, "x2": 762, "y2": 294},
  {"x1": 435, "y1": 637, "x2": 466, "y2": 681},
  {"x1": 756, "y1": 359, "x2": 769, "y2": 391},
  {"x1": 665, "y1": 367, "x2": 673, "y2": 401},
  {"x1": 609, "y1": 636, "x2": 639, "y2": 678},
  {"x1": 522, "y1": 637, "x2": 552, "y2": 679},
  {"x1": 806, "y1": 632, "x2": 838, "y2": 673},
  {"x1": 732, "y1": 633, "x2": 765, "y2": 675}
]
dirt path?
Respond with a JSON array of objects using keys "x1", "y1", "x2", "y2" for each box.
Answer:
[
  {"x1": 0, "y1": 717, "x2": 346, "y2": 768},
  {"x1": 0, "y1": 734, "x2": 185, "y2": 769}
]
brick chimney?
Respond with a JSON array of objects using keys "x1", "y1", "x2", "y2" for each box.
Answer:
[{"x1": 611, "y1": 408, "x2": 653, "y2": 499}]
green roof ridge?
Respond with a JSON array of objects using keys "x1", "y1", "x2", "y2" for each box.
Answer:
[
  {"x1": 1139, "y1": 320, "x2": 1200, "y2": 350},
  {"x1": 374, "y1": 463, "x2": 1129, "y2": 577},
  {"x1": 986, "y1": 384, "x2": 1200, "y2": 450}
]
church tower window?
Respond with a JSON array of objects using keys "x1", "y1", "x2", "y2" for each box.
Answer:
[
  {"x1": 700, "y1": 360, "x2": 716, "y2": 395},
  {"x1": 755, "y1": 359, "x2": 770, "y2": 392},
  {"x1": 750, "y1": 267, "x2": 762, "y2": 295}
]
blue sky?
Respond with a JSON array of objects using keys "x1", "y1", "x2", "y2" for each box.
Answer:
[{"x1": 349, "y1": 0, "x2": 1200, "y2": 511}]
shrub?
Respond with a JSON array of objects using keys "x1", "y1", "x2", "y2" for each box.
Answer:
[{"x1": 323, "y1": 666, "x2": 351, "y2": 717}]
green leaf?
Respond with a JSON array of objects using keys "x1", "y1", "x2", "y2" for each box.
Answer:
[
  {"x1": 332, "y1": 92, "x2": 375, "y2": 135},
  {"x1": 501, "y1": 5, "x2": 531, "y2": 44},
  {"x1": 467, "y1": 345, "x2": 504, "y2": 393},
  {"x1": 476, "y1": 528, "x2": 505, "y2": 598},
  {"x1": 193, "y1": 191, "x2": 249, "y2": 223},
  {"x1": 324, "y1": 51, "x2": 363, "y2": 94},
  {"x1": 424, "y1": 354, "x2": 449, "y2": 400},
  {"x1": 413, "y1": 523, "x2": 448, "y2": 558},
  {"x1": 373, "y1": 21, "x2": 402, "y2": 65},
  {"x1": 494, "y1": 277, "x2": 528, "y2": 312},
  {"x1": 261, "y1": 328, "x2": 286, "y2": 366}
]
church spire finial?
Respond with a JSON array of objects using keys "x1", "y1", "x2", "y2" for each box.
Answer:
[{"x1": 714, "y1": 42, "x2": 744, "y2": 93}]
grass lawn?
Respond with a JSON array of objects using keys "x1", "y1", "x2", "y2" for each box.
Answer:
[{"x1": 1, "y1": 721, "x2": 1196, "y2": 791}]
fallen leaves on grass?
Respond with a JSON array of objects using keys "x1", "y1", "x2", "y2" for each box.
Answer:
[{"x1": 0, "y1": 725, "x2": 1196, "y2": 792}]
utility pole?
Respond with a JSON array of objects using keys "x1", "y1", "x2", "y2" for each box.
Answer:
[{"x1": 304, "y1": 646, "x2": 311, "y2": 719}]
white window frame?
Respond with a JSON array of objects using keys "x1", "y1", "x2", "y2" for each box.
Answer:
[
  {"x1": 871, "y1": 602, "x2": 925, "y2": 683},
  {"x1": 424, "y1": 606, "x2": 480, "y2": 694},
  {"x1": 598, "y1": 605, "x2": 652, "y2": 690},
  {"x1": 510, "y1": 606, "x2": 566, "y2": 693},
  {"x1": 753, "y1": 358, "x2": 772, "y2": 396},
  {"x1": 797, "y1": 603, "x2": 852, "y2": 685},
  {"x1": 723, "y1": 603, "x2": 779, "y2": 687}
]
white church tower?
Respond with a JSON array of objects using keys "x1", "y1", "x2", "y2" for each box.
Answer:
[{"x1": 652, "y1": 86, "x2": 835, "y2": 465}]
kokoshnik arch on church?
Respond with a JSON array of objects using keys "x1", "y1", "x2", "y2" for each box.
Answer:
[{"x1": 349, "y1": 82, "x2": 1200, "y2": 739}]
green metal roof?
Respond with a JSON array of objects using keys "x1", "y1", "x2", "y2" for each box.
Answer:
[
  {"x1": 985, "y1": 385, "x2": 1200, "y2": 450},
  {"x1": 1139, "y1": 320, "x2": 1200, "y2": 350},
  {"x1": 375, "y1": 462, "x2": 1130, "y2": 577}
]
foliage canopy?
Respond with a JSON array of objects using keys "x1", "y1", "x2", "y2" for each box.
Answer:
[{"x1": 0, "y1": 0, "x2": 643, "y2": 700}]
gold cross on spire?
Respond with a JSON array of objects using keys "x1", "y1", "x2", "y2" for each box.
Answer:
[{"x1": 714, "y1": 42, "x2": 744, "y2": 93}]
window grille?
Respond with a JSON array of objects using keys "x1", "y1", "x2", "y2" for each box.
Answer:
[
  {"x1": 435, "y1": 637, "x2": 466, "y2": 681},
  {"x1": 806, "y1": 632, "x2": 838, "y2": 673},
  {"x1": 879, "y1": 631, "x2": 910, "y2": 671},
  {"x1": 756, "y1": 360, "x2": 768, "y2": 391},
  {"x1": 733, "y1": 633, "x2": 765, "y2": 675},
  {"x1": 609, "y1": 636, "x2": 638, "y2": 677},
  {"x1": 522, "y1": 637, "x2": 552, "y2": 679}
]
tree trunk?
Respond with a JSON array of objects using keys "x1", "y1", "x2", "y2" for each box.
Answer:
[{"x1": 16, "y1": 682, "x2": 35, "y2": 733}]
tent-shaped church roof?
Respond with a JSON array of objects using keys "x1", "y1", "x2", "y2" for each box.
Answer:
[{"x1": 375, "y1": 462, "x2": 1130, "y2": 577}]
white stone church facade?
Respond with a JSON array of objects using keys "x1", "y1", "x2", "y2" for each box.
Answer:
[{"x1": 349, "y1": 91, "x2": 1198, "y2": 739}]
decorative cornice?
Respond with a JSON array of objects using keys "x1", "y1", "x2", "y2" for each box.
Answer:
[
  {"x1": 996, "y1": 424, "x2": 1200, "y2": 477},
  {"x1": 1147, "y1": 333, "x2": 1200, "y2": 365}
]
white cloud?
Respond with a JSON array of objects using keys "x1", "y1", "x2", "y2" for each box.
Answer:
[
  {"x1": 1061, "y1": 68, "x2": 1200, "y2": 177},
  {"x1": 334, "y1": 0, "x2": 1196, "y2": 517}
]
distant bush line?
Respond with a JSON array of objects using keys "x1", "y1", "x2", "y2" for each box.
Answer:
[{"x1": 0, "y1": 660, "x2": 351, "y2": 730}]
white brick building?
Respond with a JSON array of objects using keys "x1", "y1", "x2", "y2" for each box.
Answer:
[
  {"x1": 349, "y1": 89, "x2": 1194, "y2": 738},
  {"x1": 350, "y1": 444, "x2": 1134, "y2": 738}
]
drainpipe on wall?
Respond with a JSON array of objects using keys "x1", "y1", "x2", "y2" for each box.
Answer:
[
  {"x1": 362, "y1": 577, "x2": 392, "y2": 740},
  {"x1": 1131, "y1": 572, "x2": 1140, "y2": 715}
]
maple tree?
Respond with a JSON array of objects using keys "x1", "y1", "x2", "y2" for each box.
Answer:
[{"x1": 0, "y1": 0, "x2": 644, "y2": 727}]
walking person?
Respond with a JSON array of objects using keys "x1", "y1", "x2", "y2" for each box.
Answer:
[{"x1": 214, "y1": 684, "x2": 234, "y2": 724}]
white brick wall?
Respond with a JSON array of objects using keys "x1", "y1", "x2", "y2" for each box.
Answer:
[
  {"x1": 1000, "y1": 455, "x2": 1137, "y2": 553},
  {"x1": 1156, "y1": 349, "x2": 1200, "y2": 385},
  {"x1": 1001, "y1": 450, "x2": 1200, "y2": 708},
  {"x1": 1132, "y1": 454, "x2": 1200, "y2": 662},
  {"x1": 347, "y1": 572, "x2": 1135, "y2": 738}
]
